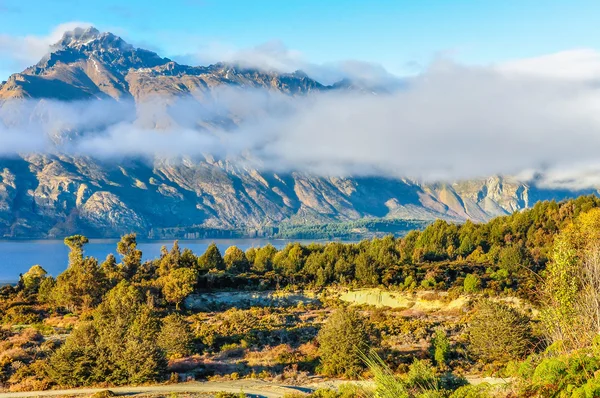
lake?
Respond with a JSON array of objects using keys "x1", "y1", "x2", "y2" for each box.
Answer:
[{"x1": 0, "y1": 239, "x2": 309, "y2": 282}]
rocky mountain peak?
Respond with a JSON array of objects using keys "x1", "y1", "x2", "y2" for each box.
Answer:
[{"x1": 51, "y1": 26, "x2": 131, "y2": 52}]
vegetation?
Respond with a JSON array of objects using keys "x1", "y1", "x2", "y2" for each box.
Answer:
[
  {"x1": 317, "y1": 307, "x2": 375, "y2": 377},
  {"x1": 467, "y1": 300, "x2": 533, "y2": 362},
  {"x1": 3, "y1": 195, "x2": 600, "y2": 396}
]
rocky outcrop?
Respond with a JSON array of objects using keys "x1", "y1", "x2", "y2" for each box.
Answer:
[{"x1": 0, "y1": 154, "x2": 592, "y2": 238}]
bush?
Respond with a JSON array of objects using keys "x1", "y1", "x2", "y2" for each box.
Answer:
[
  {"x1": 89, "y1": 391, "x2": 116, "y2": 398},
  {"x1": 463, "y1": 274, "x2": 481, "y2": 293},
  {"x1": 404, "y1": 360, "x2": 438, "y2": 391},
  {"x1": 528, "y1": 351, "x2": 600, "y2": 397},
  {"x1": 317, "y1": 308, "x2": 374, "y2": 378},
  {"x1": 214, "y1": 392, "x2": 246, "y2": 398},
  {"x1": 157, "y1": 314, "x2": 195, "y2": 358},
  {"x1": 2, "y1": 306, "x2": 42, "y2": 325},
  {"x1": 468, "y1": 300, "x2": 533, "y2": 362},
  {"x1": 430, "y1": 328, "x2": 450, "y2": 368}
]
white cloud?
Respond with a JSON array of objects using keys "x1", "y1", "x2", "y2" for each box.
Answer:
[
  {"x1": 174, "y1": 40, "x2": 402, "y2": 87},
  {"x1": 498, "y1": 49, "x2": 600, "y2": 81},
  {"x1": 2, "y1": 35, "x2": 600, "y2": 189},
  {"x1": 0, "y1": 22, "x2": 92, "y2": 75}
]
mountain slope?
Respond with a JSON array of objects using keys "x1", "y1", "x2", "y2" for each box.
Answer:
[{"x1": 0, "y1": 27, "x2": 595, "y2": 238}]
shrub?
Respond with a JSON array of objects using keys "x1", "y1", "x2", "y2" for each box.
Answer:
[
  {"x1": 463, "y1": 274, "x2": 481, "y2": 293},
  {"x1": 468, "y1": 300, "x2": 533, "y2": 362},
  {"x1": 404, "y1": 359, "x2": 438, "y2": 391},
  {"x1": 157, "y1": 314, "x2": 195, "y2": 358},
  {"x1": 89, "y1": 391, "x2": 116, "y2": 398},
  {"x1": 2, "y1": 306, "x2": 42, "y2": 325},
  {"x1": 317, "y1": 308, "x2": 374, "y2": 378},
  {"x1": 214, "y1": 392, "x2": 246, "y2": 398},
  {"x1": 431, "y1": 328, "x2": 450, "y2": 368},
  {"x1": 528, "y1": 351, "x2": 600, "y2": 397}
]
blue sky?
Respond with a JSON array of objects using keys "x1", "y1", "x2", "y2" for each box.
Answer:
[{"x1": 0, "y1": 0, "x2": 599, "y2": 80}]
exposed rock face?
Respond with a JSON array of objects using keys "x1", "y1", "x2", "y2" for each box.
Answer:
[
  {"x1": 0, "y1": 154, "x2": 591, "y2": 238},
  {"x1": 0, "y1": 28, "x2": 595, "y2": 238},
  {"x1": 0, "y1": 27, "x2": 326, "y2": 102}
]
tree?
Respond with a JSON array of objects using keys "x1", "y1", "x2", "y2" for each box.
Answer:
[
  {"x1": 48, "y1": 321, "x2": 100, "y2": 387},
  {"x1": 64, "y1": 235, "x2": 89, "y2": 265},
  {"x1": 101, "y1": 254, "x2": 121, "y2": 286},
  {"x1": 38, "y1": 276, "x2": 56, "y2": 304},
  {"x1": 468, "y1": 300, "x2": 532, "y2": 362},
  {"x1": 317, "y1": 307, "x2": 375, "y2": 377},
  {"x1": 180, "y1": 248, "x2": 198, "y2": 269},
  {"x1": 49, "y1": 282, "x2": 166, "y2": 386},
  {"x1": 20, "y1": 265, "x2": 48, "y2": 294},
  {"x1": 498, "y1": 245, "x2": 525, "y2": 272},
  {"x1": 252, "y1": 244, "x2": 277, "y2": 273},
  {"x1": 245, "y1": 247, "x2": 257, "y2": 264},
  {"x1": 157, "y1": 314, "x2": 195, "y2": 358},
  {"x1": 162, "y1": 268, "x2": 198, "y2": 310},
  {"x1": 355, "y1": 251, "x2": 379, "y2": 286},
  {"x1": 117, "y1": 234, "x2": 142, "y2": 279},
  {"x1": 224, "y1": 246, "x2": 250, "y2": 274},
  {"x1": 52, "y1": 238, "x2": 108, "y2": 312},
  {"x1": 543, "y1": 208, "x2": 600, "y2": 350},
  {"x1": 197, "y1": 243, "x2": 225, "y2": 271}
]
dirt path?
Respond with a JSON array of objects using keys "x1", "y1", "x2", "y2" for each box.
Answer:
[
  {"x1": 0, "y1": 380, "x2": 314, "y2": 398},
  {"x1": 0, "y1": 376, "x2": 512, "y2": 397}
]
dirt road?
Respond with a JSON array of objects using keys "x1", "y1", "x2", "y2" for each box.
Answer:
[{"x1": 0, "y1": 380, "x2": 314, "y2": 398}]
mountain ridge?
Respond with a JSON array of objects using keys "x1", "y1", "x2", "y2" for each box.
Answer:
[{"x1": 0, "y1": 27, "x2": 596, "y2": 238}]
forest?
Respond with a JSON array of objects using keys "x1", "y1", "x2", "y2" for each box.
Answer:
[{"x1": 2, "y1": 195, "x2": 600, "y2": 397}]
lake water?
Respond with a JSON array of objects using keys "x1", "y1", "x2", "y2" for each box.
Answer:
[{"x1": 0, "y1": 239, "x2": 307, "y2": 282}]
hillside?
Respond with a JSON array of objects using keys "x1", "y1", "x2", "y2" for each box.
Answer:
[{"x1": 0, "y1": 27, "x2": 595, "y2": 238}]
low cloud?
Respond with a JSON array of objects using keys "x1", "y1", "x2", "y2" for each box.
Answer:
[
  {"x1": 0, "y1": 22, "x2": 93, "y2": 77},
  {"x1": 2, "y1": 50, "x2": 600, "y2": 189},
  {"x1": 174, "y1": 40, "x2": 402, "y2": 87}
]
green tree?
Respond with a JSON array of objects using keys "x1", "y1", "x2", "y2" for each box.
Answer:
[
  {"x1": 49, "y1": 282, "x2": 166, "y2": 386},
  {"x1": 117, "y1": 234, "x2": 142, "y2": 279},
  {"x1": 64, "y1": 235, "x2": 89, "y2": 265},
  {"x1": 20, "y1": 265, "x2": 48, "y2": 294},
  {"x1": 498, "y1": 245, "x2": 525, "y2": 272},
  {"x1": 542, "y1": 208, "x2": 600, "y2": 349},
  {"x1": 317, "y1": 307, "x2": 374, "y2": 377},
  {"x1": 38, "y1": 276, "x2": 56, "y2": 304},
  {"x1": 101, "y1": 254, "x2": 121, "y2": 286},
  {"x1": 252, "y1": 244, "x2": 277, "y2": 273},
  {"x1": 245, "y1": 247, "x2": 257, "y2": 264},
  {"x1": 162, "y1": 268, "x2": 198, "y2": 310},
  {"x1": 52, "y1": 237, "x2": 107, "y2": 312},
  {"x1": 355, "y1": 251, "x2": 379, "y2": 286},
  {"x1": 197, "y1": 243, "x2": 225, "y2": 271},
  {"x1": 47, "y1": 321, "x2": 100, "y2": 386},
  {"x1": 224, "y1": 246, "x2": 250, "y2": 274},
  {"x1": 157, "y1": 314, "x2": 195, "y2": 358}
]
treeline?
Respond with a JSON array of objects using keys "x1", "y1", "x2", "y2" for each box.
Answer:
[
  {"x1": 9, "y1": 195, "x2": 600, "y2": 313},
  {"x1": 274, "y1": 219, "x2": 429, "y2": 239}
]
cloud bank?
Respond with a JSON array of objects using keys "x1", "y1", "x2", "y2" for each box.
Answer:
[
  {"x1": 175, "y1": 39, "x2": 402, "y2": 88},
  {"x1": 2, "y1": 48, "x2": 600, "y2": 190}
]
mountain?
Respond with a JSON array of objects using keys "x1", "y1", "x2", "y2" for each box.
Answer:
[
  {"x1": 0, "y1": 27, "x2": 595, "y2": 239},
  {"x1": 0, "y1": 27, "x2": 326, "y2": 101}
]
